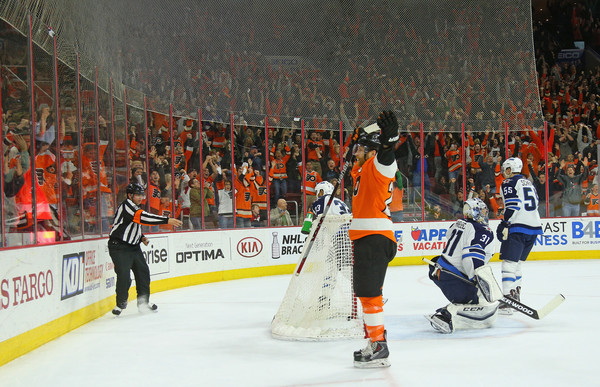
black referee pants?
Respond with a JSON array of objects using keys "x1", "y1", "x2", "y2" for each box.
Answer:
[{"x1": 108, "y1": 240, "x2": 151, "y2": 306}]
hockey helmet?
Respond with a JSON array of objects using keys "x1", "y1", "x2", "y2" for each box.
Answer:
[
  {"x1": 126, "y1": 182, "x2": 145, "y2": 196},
  {"x1": 463, "y1": 198, "x2": 489, "y2": 225},
  {"x1": 502, "y1": 157, "x2": 523, "y2": 174},
  {"x1": 315, "y1": 181, "x2": 334, "y2": 197},
  {"x1": 356, "y1": 132, "x2": 381, "y2": 153}
]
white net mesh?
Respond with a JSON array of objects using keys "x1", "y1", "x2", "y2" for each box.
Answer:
[
  {"x1": 271, "y1": 214, "x2": 363, "y2": 341},
  {"x1": 1, "y1": 0, "x2": 542, "y2": 127}
]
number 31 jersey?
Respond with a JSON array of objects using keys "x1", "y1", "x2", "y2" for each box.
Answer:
[
  {"x1": 442, "y1": 218, "x2": 494, "y2": 279},
  {"x1": 500, "y1": 174, "x2": 542, "y2": 235}
]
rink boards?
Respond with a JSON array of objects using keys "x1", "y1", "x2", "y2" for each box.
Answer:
[{"x1": 0, "y1": 217, "x2": 598, "y2": 366}]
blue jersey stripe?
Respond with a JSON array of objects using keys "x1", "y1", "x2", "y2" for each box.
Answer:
[
  {"x1": 510, "y1": 225, "x2": 543, "y2": 235},
  {"x1": 463, "y1": 252, "x2": 485, "y2": 261}
]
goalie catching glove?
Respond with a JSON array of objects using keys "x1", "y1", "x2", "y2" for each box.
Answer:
[{"x1": 376, "y1": 110, "x2": 399, "y2": 147}]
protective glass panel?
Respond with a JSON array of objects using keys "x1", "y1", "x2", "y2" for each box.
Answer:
[
  {"x1": 97, "y1": 77, "x2": 114, "y2": 235},
  {"x1": 78, "y1": 75, "x2": 99, "y2": 236},
  {"x1": 145, "y1": 110, "x2": 170, "y2": 233},
  {"x1": 2, "y1": 22, "x2": 33, "y2": 247},
  {"x1": 112, "y1": 86, "x2": 128, "y2": 205},
  {"x1": 57, "y1": 59, "x2": 82, "y2": 239}
]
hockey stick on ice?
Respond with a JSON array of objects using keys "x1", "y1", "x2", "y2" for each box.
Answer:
[
  {"x1": 423, "y1": 258, "x2": 565, "y2": 320},
  {"x1": 295, "y1": 121, "x2": 377, "y2": 276}
]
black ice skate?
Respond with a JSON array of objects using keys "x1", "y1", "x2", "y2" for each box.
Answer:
[
  {"x1": 112, "y1": 301, "x2": 127, "y2": 316},
  {"x1": 425, "y1": 307, "x2": 454, "y2": 333},
  {"x1": 353, "y1": 331, "x2": 390, "y2": 368}
]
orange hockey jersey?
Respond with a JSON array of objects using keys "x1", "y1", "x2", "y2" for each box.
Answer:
[{"x1": 349, "y1": 155, "x2": 397, "y2": 243}]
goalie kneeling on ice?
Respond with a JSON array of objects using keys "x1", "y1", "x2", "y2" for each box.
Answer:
[{"x1": 427, "y1": 263, "x2": 502, "y2": 333}]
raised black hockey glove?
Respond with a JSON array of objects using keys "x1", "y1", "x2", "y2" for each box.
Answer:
[
  {"x1": 376, "y1": 110, "x2": 399, "y2": 146},
  {"x1": 496, "y1": 220, "x2": 509, "y2": 242}
]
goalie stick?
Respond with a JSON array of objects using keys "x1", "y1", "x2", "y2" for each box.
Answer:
[
  {"x1": 295, "y1": 121, "x2": 377, "y2": 276},
  {"x1": 422, "y1": 258, "x2": 565, "y2": 320}
]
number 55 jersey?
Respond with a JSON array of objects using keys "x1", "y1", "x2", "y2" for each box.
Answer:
[{"x1": 500, "y1": 174, "x2": 543, "y2": 235}]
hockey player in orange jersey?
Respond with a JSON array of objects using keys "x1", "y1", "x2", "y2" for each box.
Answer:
[{"x1": 350, "y1": 111, "x2": 398, "y2": 369}]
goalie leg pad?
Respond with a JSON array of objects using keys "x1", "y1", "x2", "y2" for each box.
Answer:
[
  {"x1": 446, "y1": 302, "x2": 499, "y2": 330},
  {"x1": 474, "y1": 265, "x2": 503, "y2": 302}
]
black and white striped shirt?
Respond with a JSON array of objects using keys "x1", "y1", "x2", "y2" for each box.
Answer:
[{"x1": 109, "y1": 198, "x2": 169, "y2": 245}]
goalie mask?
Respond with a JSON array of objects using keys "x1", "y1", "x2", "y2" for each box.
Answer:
[
  {"x1": 463, "y1": 198, "x2": 489, "y2": 225},
  {"x1": 315, "y1": 181, "x2": 334, "y2": 197},
  {"x1": 502, "y1": 157, "x2": 523, "y2": 175}
]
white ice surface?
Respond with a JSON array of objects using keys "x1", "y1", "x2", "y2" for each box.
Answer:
[{"x1": 0, "y1": 260, "x2": 598, "y2": 387}]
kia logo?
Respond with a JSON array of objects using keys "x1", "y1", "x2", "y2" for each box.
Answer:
[{"x1": 237, "y1": 237, "x2": 263, "y2": 258}]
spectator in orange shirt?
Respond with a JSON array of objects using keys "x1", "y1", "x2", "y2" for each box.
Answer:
[
  {"x1": 269, "y1": 148, "x2": 290, "y2": 203},
  {"x1": 445, "y1": 141, "x2": 462, "y2": 184},
  {"x1": 299, "y1": 160, "x2": 322, "y2": 209},
  {"x1": 158, "y1": 191, "x2": 182, "y2": 232},
  {"x1": 234, "y1": 164, "x2": 253, "y2": 228},
  {"x1": 306, "y1": 131, "x2": 325, "y2": 176},
  {"x1": 489, "y1": 193, "x2": 504, "y2": 219},
  {"x1": 81, "y1": 143, "x2": 100, "y2": 233},
  {"x1": 147, "y1": 170, "x2": 163, "y2": 213},
  {"x1": 584, "y1": 183, "x2": 599, "y2": 217},
  {"x1": 389, "y1": 171, "x2": 404, "y2": 223},
  {"x1": 251, "y1": 168, "x2": 268, "y2": 221},
  {"x1": 494, "y1": 156, "x2": 505, "y2": 194}
]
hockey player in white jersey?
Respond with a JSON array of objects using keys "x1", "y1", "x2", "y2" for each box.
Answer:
[
  {"x1": 426, "y1": 198, "x2": 499, "y2": 333},
  {"x1": 496, "y1": 157, "x2": 543, "y2": 314},
  {"x1": 300, "y1": 181, "x2": 350, "y2": 234}
]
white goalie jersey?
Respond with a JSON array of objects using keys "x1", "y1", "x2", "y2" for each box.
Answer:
[
  {"x1": 440, "y1": 218, "x2": 494, "y2": 279},
  {"x1": 311, "y1": 194, "x2": 350, "y2": 216}
]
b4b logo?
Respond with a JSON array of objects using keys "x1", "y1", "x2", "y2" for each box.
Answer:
[{"x1": 572, "y1": 220, "x2": 600, "y2": 239}]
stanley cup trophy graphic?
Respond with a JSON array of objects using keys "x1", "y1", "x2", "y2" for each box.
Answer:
[{"x1": 272, "y1": 232, "x2": 281, "y2": 259}]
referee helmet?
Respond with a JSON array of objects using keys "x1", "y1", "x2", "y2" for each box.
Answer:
[{"x1": 126, "y1": 183, "x2": 145, "y2": 196}]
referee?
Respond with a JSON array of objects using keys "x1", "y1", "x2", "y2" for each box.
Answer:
[{"x1": 108, "y1": 183, "x2": 182, "y2": 315}]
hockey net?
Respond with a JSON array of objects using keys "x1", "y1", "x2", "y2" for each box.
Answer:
[{"x1": 271, "y1": 214, "x2": 364, "y2": 341}]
